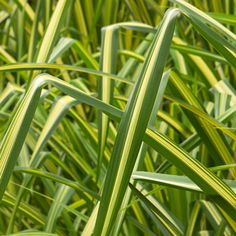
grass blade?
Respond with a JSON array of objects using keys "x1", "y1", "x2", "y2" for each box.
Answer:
[
  {"x1": 97, "y1": 25, "x2": 118, "y2": 181},
  {"x1": 93, "y1": 9, "x2": 179, "y2": 235},
  {"x1": 132, "y1": 172, "x2": 236, "y2": 193},
  {"x1": 44, "y1": 185, "x2": 74, "y2": 232},
  {"x1": 30, "y1": 0, "x2": 69, "y2": 84},
  {"x1": 144, "y1": 129, "x2": 236, "y2": 219},
  {"x1": 129, "y1": 183, "x2": 183, "y2": 236},
  {"x1": 0, "y1": 73, "x2": 121, "y2": 202}
]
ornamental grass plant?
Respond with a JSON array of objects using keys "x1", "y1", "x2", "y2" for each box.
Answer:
[{"x1": 0, "y1": 0, "x2": 236, "y2": 235}]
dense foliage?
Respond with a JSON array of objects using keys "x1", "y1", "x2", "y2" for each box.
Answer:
[{"x1": 0, "y1": 0, "x2": 236, "y2": 235}]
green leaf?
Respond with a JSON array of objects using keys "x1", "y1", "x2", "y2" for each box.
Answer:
[
  {"x1": 132, "y1": 172, "x2": 236, "y2": 193},
  {"x1": 93, "y1": 9, "x2": 179, "y2": 236},
  {"x1": 0, "y1": 73, "x2": 121, "y2": 202},
  {"x1": 129, "y1": 183, "x2": 183, "y2": 236},
  {"x1": 143, "y1": 129, "x2": 236, "y2": 218},
  {"x1": 0, "y1": 63, "x2": 132, "y2": 85},
  {"x1": 44, "y1": 185, "x2": 74, "y2": 232},
  {"x1": 97, "y1": 24, "x2": 118, "y2": 182}
]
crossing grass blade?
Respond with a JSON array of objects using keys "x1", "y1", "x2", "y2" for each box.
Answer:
[
  {"x1": 0, "y1": 73, "x2": 121, "y2": 202},
  {"x1": 0, "y1": 71, "x2": 235, "y2": 219},
  {"x1": 30, "y1": 0, "x2": 70, "y2": 84},
  {"x1": 112, "y1": 70, "x2": 170, "y2": 236},
  {"x1": 171, "y1": 0, "x2": 236, "y2": 47},
  {"x1": 97, "y1": 22, "x2": 152, "y2": 183},
  {"x1": 14, "y1": 167, "x2": 99, "y2": 199},
  {"x1": 169, "y1": 71, "x2": 236, "y2": 177},
  {"x1": 1, "y1": 1, "x2": 236, "y2": 234},
  {"x1": 93, "y1": 8, "x2": 179, "y2": 236},
  {"x1": 200, "y1": 200, "x2": 232, "y2": 236},
  {"x1": 2, "y1": 192, "x2": 46, "y2": 226},
  {"x1": 132, "y1": 172, "x2": 236, "y2": 193},
  {"x1": 0, "y1": 63, "x2": 132, "y2": 85},
  {"x1": 143, "y1": 129, "x2": 236, "y2": 222},
  {"x1": 44, "y1": 185, "x2": 74, "y2": 232},
  {"x1": 130, "y1": 183, "x2": 183, "y2": 236}
]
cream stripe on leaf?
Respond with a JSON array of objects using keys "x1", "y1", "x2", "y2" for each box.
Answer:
[
  {"x1": 93, "y1": 8, "x2": 180, "y2": 236},
  {"x1": 97, "y1": 25, "x2": 118, "y2": 181},
  {"x1": 0, "y1": 73, "x2": 236, "y2": 229}
]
